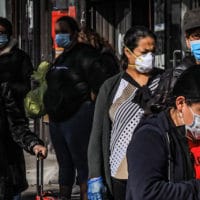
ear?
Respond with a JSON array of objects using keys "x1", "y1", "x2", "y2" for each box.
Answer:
[
  {"x1": 185, "y1": 38, "x2": 191, "y2": 49},
  {"x1": 124, "y1": 47, "x2": 132, "y2": 59},
  {"x1": 176, "y1": 96, "x2": 186, "y2": 112}
]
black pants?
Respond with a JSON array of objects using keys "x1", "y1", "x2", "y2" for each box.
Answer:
[
  {"x1": 111, "y1": 177, "x2": 127, "y2": 200},
  {"x1": 49, "y1": 101, "x2": 94, "y2": 186}
]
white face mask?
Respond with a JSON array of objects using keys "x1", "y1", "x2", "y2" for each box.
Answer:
[
  {"x1": 135, "y1": 52, "x2": 155, "y2": 73},
  {"x1": 186, "y1": 107, "x2": 200, "y2": 140}
]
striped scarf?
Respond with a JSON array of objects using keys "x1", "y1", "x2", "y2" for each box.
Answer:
[{"x1": 110, "y1": 76, "x2": 160, "y2": 177}]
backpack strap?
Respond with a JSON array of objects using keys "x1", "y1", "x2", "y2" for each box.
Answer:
[{"x1": 165, "y1": 131, "x2": 174, "y2": 182}]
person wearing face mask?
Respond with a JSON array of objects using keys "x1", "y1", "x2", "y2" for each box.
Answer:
[
  {"x1": 0, "y1": 17, "x2": 34, "y2": 200},
  {"x1": 0, "y1": 83, "x2": 47, "y2": 200},
  {"x1": 184, "y1": 8, "x2": 200, "y2": 65},
  {"x1": 44, "y1": 16, "x2": 109, "y2": 200},
  {"x1": 146, "y1": 8, "x2": 200, "y2": 113},
  {"x1": 145, "y1": 7, "x2": 200, "y2": 181},
  {"x1": 126, "y1": 65, "x2": 200, "y2": 200},
  {"x1": 0, "y1": 17, "x2": 33, "y2": 110},
  {"x1": 87, "y1": 26, "x2": 162, "y2": 200}
]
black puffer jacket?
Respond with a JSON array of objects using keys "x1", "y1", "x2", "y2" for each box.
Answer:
[
  {"x1": 0, "y1": 39, "x2": 33, "y2": 195},
  {"x1": 0, "y1": 83, "x2": 43, "y2": 199},
  {"x1": 0, "y1": 39, "x2": 33, "y2": 109},
  {"x1": 44, "y1": 43, "x2": 100, "y2": 122}
]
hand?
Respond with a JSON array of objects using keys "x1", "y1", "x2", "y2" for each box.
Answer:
[
  {"x1": 88, "y1": 177, "x2": 106, "y2": 200},
  {"x1": 33, "y1": 145, "x2": 47, "y2": 159}
]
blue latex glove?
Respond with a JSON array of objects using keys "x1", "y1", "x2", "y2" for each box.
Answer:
[{"x1": 87, "y1": 177, "x2": 106, "y2": 200}]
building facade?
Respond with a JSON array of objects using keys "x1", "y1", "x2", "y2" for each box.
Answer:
[
  {"x1": 85, "y1": 0, "x2": 200, "y2": 68},
  {"x1": 1, "y1": 0, "x2": 200, "y2": 68}
]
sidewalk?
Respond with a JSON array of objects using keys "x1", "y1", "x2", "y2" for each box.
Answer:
[
  {"x1": 22, "y1": 184, "x2": 80, "y2": 199},
  {"x1": 22, "y1": 151, "x2": 80, "y2": 199}
]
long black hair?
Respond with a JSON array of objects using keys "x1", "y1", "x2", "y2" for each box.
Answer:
[{"x1": 121, "y1": 26, "x2": 156, "y2": 70}]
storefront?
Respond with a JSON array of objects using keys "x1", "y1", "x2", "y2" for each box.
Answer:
[
  {"x1": 86, "y1": 0, "x2": 152, "y2": 57},
  {"x1": 4, "y1": 0, "x2": 80, "y2": 67},
  {"x1": 153, "y1": 0, "x2": 200, "y2": 68},
  {"x1": 86, "y1": 0, "x2": 200, "y2": 68},
  {"x1": 0, "y1": 0, "x2": 6, "y2": 17},
  {"x1": 4, "y1": 0, "x2": 200, "y2": 68}
]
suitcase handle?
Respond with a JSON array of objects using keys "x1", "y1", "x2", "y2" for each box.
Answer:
[{"x1": 37, "y1": 152, "x2": 44, "y2": 199}]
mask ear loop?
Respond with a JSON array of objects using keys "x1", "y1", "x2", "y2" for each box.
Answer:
[
  {"x1": 124, "y1": 45, "x2": 138, "y2": 57},
  {"x1": 124, "y1": 45, "x2": 138, "y2": 68},
  {"x1": 177, "y1": 111, "x2": 185, "y2": 124},
  {"x1": 188, "y1": 106, "x2": 197, "y2": 126},
  {"x1": 177, "y1": 110, "x2": 191, "y2": 139},
  {"x1": 188, "y1": 107, "x2": 195, "y2": 116},
  {"x1": 184, "y1": 106, "x2": 197, "y2": 140}
]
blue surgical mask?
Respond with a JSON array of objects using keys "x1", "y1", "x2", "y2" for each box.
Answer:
[
  {"x1": 190, "y1": 40, "x2": 200, "y2": 61},
  {"x1": 0, "y1": 34, "x2": 9, "y2": 47},
  {"x1": 55, "y1": 33, "x2": 71, "y2": 48}
]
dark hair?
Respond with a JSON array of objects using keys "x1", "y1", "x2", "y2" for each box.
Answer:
[
  {"x1": 56, "y1": 16, "x2": 80, "y2": 35},
  {"x1": 121, "y1": 26, "x2": 156, "y2": 70},
  {"x1": 172, "y1": 65, "x2": 200, "y2": 103},
  {"x1": 89, "y1": 52, "x2": 120, "y2": 95},
  {"x1": 185, "y1": 27, "x2": 200, "y2": 39},
  {"x1": 0, "y1": 17, "x2": 12, "y2": 36},
  {"x1": 79, "y1": 28, "x2": 114, "y2": 52}
]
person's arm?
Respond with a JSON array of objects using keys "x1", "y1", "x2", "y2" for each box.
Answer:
[
  {"x1": 127, "y1": 125, "x2": 200, "y2": 200},
  {"x1": 88, "y1": 82, "x2": 109, "y2": 200},
  {"x1": 2, "y1": 83, "x2": 46, "y2": 157},
  {"x1": 88, "y1": 82, "x2": 108, "y2": 178}
]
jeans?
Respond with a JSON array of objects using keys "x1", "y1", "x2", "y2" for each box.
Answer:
[
  {"x1": 49, "y1": 101, "x2": 94, "y2": 186},
  {"x1": 12, "y1": 194, "x2": 21, "y2": 200}
]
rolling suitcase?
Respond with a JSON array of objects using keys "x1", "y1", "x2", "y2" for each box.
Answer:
[{"x1": 35, "y1": 153, "x2": 58, "y2": 200}]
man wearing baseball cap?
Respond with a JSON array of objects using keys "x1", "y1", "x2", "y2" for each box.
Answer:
[
  {"x1": 147, "y1": 7, "x2": 200, "y2": 114},
  {"x1": 181, "y1": 7, "x2": 200, "y2": 180},
  {"x1": 183, "y1": 7, "x2": 200, "y2": 64}
]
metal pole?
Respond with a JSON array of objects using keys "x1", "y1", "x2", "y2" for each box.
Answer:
[
  {"x1": 164, "y1": 0, "x2": 171, "y2": 68},
  {"x1": 33, "y1": 0, "x2": 41, "y2": 67},
  {"x1": 33, "y1": 0, "x2": 41, "y2": 142}
]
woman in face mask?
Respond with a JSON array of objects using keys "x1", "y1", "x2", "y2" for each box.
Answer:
[
  {"x1": 126, "y1": 65, "x2": 200, "y2": 200},
  {"x1": 87, "y1": 26, "x2": 162, "y2": 200},
  {"x1": 44, "y1": 16, "x2": 107, "y2": 200},
  {"x1": 0, "y1": 17, "x2": 35, "y2": 200}
]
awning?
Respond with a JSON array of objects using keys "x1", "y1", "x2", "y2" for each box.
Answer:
[{"x1": 89, "y1": 0, "x2": 106, "y2": 2}]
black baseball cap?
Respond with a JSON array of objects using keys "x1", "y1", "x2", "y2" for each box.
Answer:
[{"x1": 183, "y1": 8, "x2": 200, "y2": 32}]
